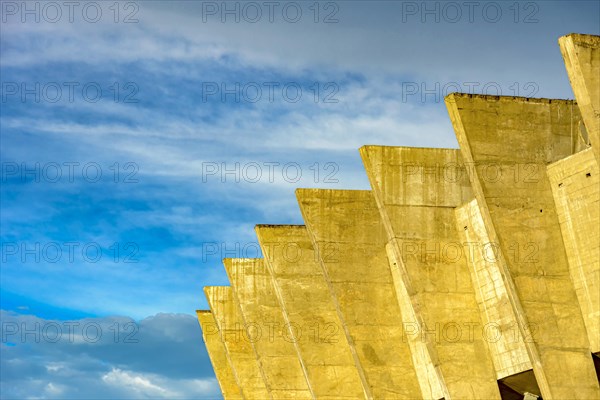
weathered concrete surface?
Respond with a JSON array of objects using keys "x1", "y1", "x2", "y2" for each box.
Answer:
[
  {"x1": 255, "y1": 225, "x2": 369, "y2": 399},
  {"x1": 224, "y1": 258, "x2": 314, "y2": 399},
  {"x1": 547, "y1": 147, "x2": 600, "y2": 353},
  {"x1": 446, "y1": 93, "x2": 600, "y2": 399},
  {"x1": 196, "y1": 310, "x2": 244, "y2": 399},
  {"x1": 559, "y1": 34, "x2": 600, "y2": 162},
  {"x1": 296, "y1": 188, "x2": 423, "y2": 399},
  {"x1": 455, "y1": 200, "x2": 533, "y2": 379},
  {"x1": 204, "y1": 286, "x2": 271, "y2": 399},
  {"x1": 199, "y1": 34, "x2": 600, "y2": 398},
  {"x1": 360, "y1": 146, "x2": 501, "y2": 399}
]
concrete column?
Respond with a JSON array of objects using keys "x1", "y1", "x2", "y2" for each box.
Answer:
[
  {"x1": 204, "y1": 286, "x2": 272, "y2": 399},
  {"x1": 196, "y1": 310, "x2": 244, "y2": 399},
  {"x1": 559, "y1": 34, "x2": 600, "y2": 162},
  {"x1": 547, "y1": 148, "x2": 600, "y2": 353},
  {"x1": 255, "y1": 225, "x2": 370, "y2": 399},
  {"x1": 296, "y1": 188, "x2": 425, "y2": 399},
  {"x1": 455, "y1": 200, "x2": 533, "y2": 379},
  {"x1": 446, "y1": 93, "x2": 600, "y2": 399},
  {"x1": 360, "y1": 146, "x2": 501, "y2": 399},
  {"x1": 224, "y1": 258, "x2": 314, "y2": 399}
]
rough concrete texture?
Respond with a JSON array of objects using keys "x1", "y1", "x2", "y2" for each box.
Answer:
[
  {"x1": 255, "y1": 225, "x2": 369, "y2": 399},
  {"x1": 224, "y1": 258, "x2": 313, "y2": 399},
  {"x1": 455, "y1": 200, "x2": 533, "y2": 380},
  {"x1": 446, "y1": 93, "x2": 600, "y2": 399},
  {"x1": 199, "y1": 33, "x2": 600, "y2": 399},
  {"x1": 361, "y1": 146, "x2": 501, "y2": 399},
  {"x1": 204, "y1": 286, "x2": 271, "y2": 399},
  {"x1": 297, "y1": 189, "x2": 423, "y2": 399},
  {"x1": 559, "y1": 34, "x2": 600, "y2": 162},
  {"x1": 196, "y1": 311, "x2": 244, "y2": 399},
  {"x1": 547, "y1": 148, "x2": 600, "y2": 353}
]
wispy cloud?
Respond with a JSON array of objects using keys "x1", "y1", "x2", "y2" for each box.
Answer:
[{"x1": 1, "y1": 1, "x2": 598, "y2": 398}]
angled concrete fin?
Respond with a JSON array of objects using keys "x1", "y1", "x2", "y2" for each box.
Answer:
[
  {"x1": 224, "y1": 258, "x2": 314, "y2": 399},
  {"x1": 361, "y1": 145, "x2": 501, "y2": 399},
  {"x1": 455, "y1": 200, "x2": 533, "y2": 379},
  {"x1": 204, "y1": 286, "x2": 272, "y2": 399},
  {"x1": 546, "y1": 148, "x2": 600, "y2": 353},
  {"x1": 446, "y1": 93, "x2": 600, "y2": 399},
  {"x1": 196, "y1": 310, "x2": 244, "y2": 399},
  {"x1": 255, "y1": 225, "x2": 370, "y2": 399},
  {"x1": 559, "y1": 34, "x2": 600, "y2": 162},
  {"x1": 296, "y1": 188, "x2": 424, "y2": 399}
]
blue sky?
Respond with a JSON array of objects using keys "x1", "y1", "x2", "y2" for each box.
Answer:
[{"x1": 1, "y1": 1, "x2": 599, "y2": 398}]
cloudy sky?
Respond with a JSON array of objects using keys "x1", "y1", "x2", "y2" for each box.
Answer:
[{"x1": 1, "y1": 1, "x2": 598, "y2": 398}]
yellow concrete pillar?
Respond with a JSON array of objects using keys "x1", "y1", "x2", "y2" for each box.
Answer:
[
  {"x1": 547, "y1": 148, "x2": 600, "y2": 353},
  {"x1": 196, "y1": 310, "x2": 244, "y2": 399},
  {"x1": 224, "y1": 258, "x2": 314, "y2": 399},
  {"x1": 255, "y1": 225, "x2": 370, "y2": 399},
  {"x1": 446, "y1": 93, "x2": 600, "y2": 399},
  {"x1": 360, "y1": 145, "x2": 502, "y2": 399},
  {"x1": 455, "y1": 200, "x2": 533, "y2": 379},
  {"x1": 559, "y1": 34, "x2": 600, "y2": 162},
  {"x1": 204, "y1": 286, "x2": 272, "y2": 399},
  {"x1": 296, "y1": 188, "x2": 424, "y2": 399}
]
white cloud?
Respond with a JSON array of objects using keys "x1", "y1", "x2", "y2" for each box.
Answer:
[
  {"x1": 44, "y1": 382, "x2": 66, "y2": 397},
  {"x1": 102, "y1": 368, "x2": 220, "y2": 399},
  {"x1": 102, "y1": 368, "x2": 170, "y2": 397}
]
